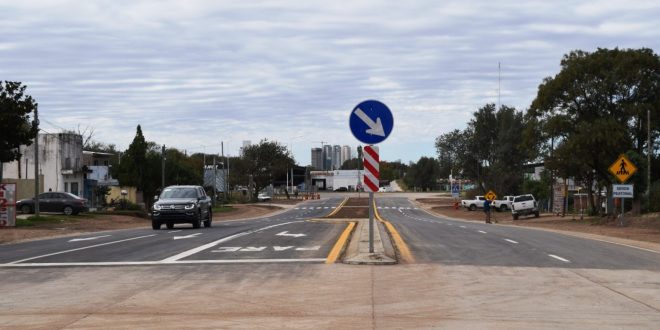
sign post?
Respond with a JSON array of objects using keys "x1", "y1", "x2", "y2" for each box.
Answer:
[
  {"x1": 0, "y1": 184, "x2": 17, "y2": 227},
  {"x1": 608, "y1": 154, "x2": 637, "y2": 226},
  {"x1": 350, "y1": 100, "x2": 393, "y2": 253}
]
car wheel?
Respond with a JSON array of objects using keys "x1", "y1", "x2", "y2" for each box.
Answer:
[
  {"x1": 63, "y1": 206, "x2": 73, "y2": 215},
  {"x1": 21, "y1": 205, "x2": 32, "y2": 214},
  {"x1": 166, "y1": 222, "x2": 174, "y2": 229},
  {"x1": 192, "y1": 212, "x2": 201, "y2": 229},
  {"x1": 204, "y1": 210, "x2": 212, "y2": 228},
  {"x1": 500, "y1": 205, "x2": 508, "y2": 211},
  {"x1": 513, "y1": 214, "x2": 519, "y2": 220},
  {"x1": 152, "y1": 219, "x2": 161, "y2": 230},
  {"x1": 468, "y1": 205, "x2": 476, "y2": 211}
]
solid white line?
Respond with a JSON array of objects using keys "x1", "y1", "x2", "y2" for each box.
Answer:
[
  {"x1": 549, "y1": 254, "x2": 571, "y2": 263},
  {"x1": 504, "y1": 239, "x2": 519, "y2": 244},
  {"x1": 9, "y1": 235, "x2": 157, "y2": 264},
  {"x1": 460, "y1": 226, "x2": 466, "y2": 228},
  {"x1": 478, "y1": 230, "x2": 487, "y2": 234},
  {"x1": 0, "y1": 258, "x2": 328, "y2": 267},
  {"x1": 161, "y1": 221, "x2": 304, "y2": 262},
  {"x1": 168, "y1": 230, "x2": 182, "y2": 233}
]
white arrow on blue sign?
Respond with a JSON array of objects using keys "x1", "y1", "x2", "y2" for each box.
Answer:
[{"x1": 349, "y1": 100, "x2": 394, "y2": 145}]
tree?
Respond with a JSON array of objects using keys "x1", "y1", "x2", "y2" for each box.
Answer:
[
  {"x1": 112, "y1": 125, "x2": 154, "y2": 203},
  {"x1": 240, "y1": 139, "x2": 295, "y2": 201},
  {"x1": 0, "y1": 81, "x2": 38, "y2": 181},
  {"x1": 404, "y1": 157, "x2": 440, "y2": 190},
  {"x1": 525, "y1": 48, "x2": 660, "y2": 213}
]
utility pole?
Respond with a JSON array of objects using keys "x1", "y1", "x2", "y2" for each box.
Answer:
[
  {"x1": 161, "y1": 145, "x2": 165, "y2": 189},
  {"x1": 33, "y1": 108, "x2": 40, "y2": 217},
  {"x1": 213, "y1": 156, "x2": 217, "y2": 206},
  {"x1": 648, "y1": 108, "x2": 651, "y2": 210}
]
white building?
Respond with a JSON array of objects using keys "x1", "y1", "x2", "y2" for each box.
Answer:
[
  {"x1": 341, "y1": 145, "x2": 351, "y2": 166},
  {"x1": 333, "y1": 145, "x2": 341, "y2": 169},
  {"x1": 310, "y1": 170, "x2": 364, "y2": 191},
  {"x1": 2, "y1": 133, "x2": 85, "y2": 196}
]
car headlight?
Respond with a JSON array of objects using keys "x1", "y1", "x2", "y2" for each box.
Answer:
[
  {"x1": 153, "y1": 204, "x2": 163, "y2": 211},
  {"x1": 184, "y1": 203, "x2": 196, "y2": 210}
]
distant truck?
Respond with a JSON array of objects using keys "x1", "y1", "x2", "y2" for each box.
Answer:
[
  {"x1": 461, "y1": 196, "x2": 487, "y2": 211},
  {"x1": 511, "y1": 194, "x2": 540, "y2": 220},
  {"x1": 491, "y1": 195, "x2": 514, "y2": 211}
]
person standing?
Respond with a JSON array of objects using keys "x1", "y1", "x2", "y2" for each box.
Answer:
[{"x1": 484, "y1": 198, "x2": 492, "y2": 224}]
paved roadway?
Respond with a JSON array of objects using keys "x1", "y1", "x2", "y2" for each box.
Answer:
[
  {"x1": 1, "y1": 195, "x2": 659, "y2": 329},
  {"x1": 0, "y1": 198, "x2": 347, "y2": 267}
]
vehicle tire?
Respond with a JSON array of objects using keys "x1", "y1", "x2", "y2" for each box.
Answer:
[
  {"x1": 152, "y1": 219, "x2": 161, "y2": 230},
  {"x1": 21, "y1": 205, "x2": 32, "y2": 214},
  {"x1": 204, "y1": 210, "x2": 212, "y2": 228},
  {"x1": 468, "y1": 204, "x2": 476, "y2": 211},
  {"x1": 192, "y1": 212, "x2": 201, "y2": 229},
  {"x1": 63, "y1": 206, "x2": 73, "y2": 216},
  {"x1": 166, "y1": 222, "x2": 174, "y2": 229},
  {"x1": 513, "y1": 214, "x2": 519, "y2": 220},
  {"x1": 534, "y1": 211, "x2": 540, "y2": 218},
  {"x1": 500, "y1": 205, "x2": 508, "y2": 211}
]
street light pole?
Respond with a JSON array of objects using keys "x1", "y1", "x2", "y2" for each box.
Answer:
[{"x1": 33, "y1": 108, "x2": 40, "y2": 217}]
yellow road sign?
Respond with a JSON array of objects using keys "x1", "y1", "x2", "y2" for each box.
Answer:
[
  {"x1": 608, "y1": 154, "x2": 637, "y2": 183},
  {"x1": 485, "y1": 190, "x2": 497, "y2": 201}
]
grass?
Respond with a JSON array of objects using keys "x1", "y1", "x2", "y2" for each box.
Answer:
[
  {"x1": 212, "y1": 205, "x2": 234, "y2": 213},
  {"x1": 16, "y1": 213, "x2": 94, "y2": 227}
]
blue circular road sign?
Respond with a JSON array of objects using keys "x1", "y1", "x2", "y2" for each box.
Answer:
[{"x1": 349, "y1": 100, "x2": 394, "y2": 144}]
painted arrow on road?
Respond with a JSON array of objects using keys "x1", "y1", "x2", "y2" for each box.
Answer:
[
  {"x1": 354, "y1": 107, "x2": 385, "y2": 136},
  {"x1": 276, "y1": 231, "x2": 306, "y2": 238},
  {"x1": 68, "y1": 235, "x2": 111, "y2": 242},
  {"x1": 173, "y1": 233, "x2": 202, "y2": 240}
]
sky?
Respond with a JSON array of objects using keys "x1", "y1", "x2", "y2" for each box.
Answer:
[{"x1": 2, "y1": 0, "x2": 659, "y2": 166}]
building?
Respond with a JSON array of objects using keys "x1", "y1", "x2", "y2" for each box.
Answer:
[
  {"x1": 2, "y1": 133, "x2": 85, "y2": 196},
  {"x1": 341, "y1": 145, "x2": 351, "y2": 167},
  {"x1": 82, "y1": 151, "x2": 120, "y2": 207},
  {"x1": 323, "y1": 145, "x2": 332, "y2": 170},
  {"x1": 239, "y1": 140, "x2": 251, "y2": 157},
  {"x1": 333, "y1": 145, "x2": 341, "y2": 169},
  {"x1": 310, "y1": 170, "x2": 364, "y2": 191},
  {"x1": 311, "y1": 148, "x2": 323, "y2": 170}
]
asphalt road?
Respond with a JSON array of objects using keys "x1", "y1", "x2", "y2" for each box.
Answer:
[
  {"x1": 376, "y1": 197, "x2": 660, "y2": 270},
  {"x1": 0, "y1": 197, "x2": 347, "y2": 267}
]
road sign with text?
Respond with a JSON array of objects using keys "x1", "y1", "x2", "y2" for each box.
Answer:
[
  {"x1": 363, "y1": 146, "x2": 379, "y2": 192},
  {"x1": 612, "y1": 184, "x2": 634, "y2": 198}
]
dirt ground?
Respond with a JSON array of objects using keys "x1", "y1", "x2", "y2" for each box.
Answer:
[
  {"x1": 0, "y1": 203, "x2": 282, "y2": 245},
  {"x1": 415, "y1": 197, "x2": 660, "y2": 245}
]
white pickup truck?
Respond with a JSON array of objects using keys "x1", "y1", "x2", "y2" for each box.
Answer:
[
  {"x1": 511, "y1": 194, "x2": 540, "y2": 219},
  {"x1": 491, "y1": 195, "x2": 514, "y2": 211},
  {"x1": 461, "y1": 196, "x2": 487, "y2": 211}
]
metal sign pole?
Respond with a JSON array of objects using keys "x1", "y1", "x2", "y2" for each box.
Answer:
[
  {"x1": 369, "y1": 191, "x2": 374, "y2": 253},
  {"x1": 620, "y1": 198, "x2": 625, "y2": 227}
]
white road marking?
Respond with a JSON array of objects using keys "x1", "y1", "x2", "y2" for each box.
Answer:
[
  {"x1": 168, "y1": 230, "x2": 182, "y2": 233},
  {"x1": 9, "y1": 234, "x2": 157, "y2": 264},
  {"x1": 213, "y1": 247, "x2": 241, "y2": 252},
  {"x1": 68, "y1": 235, "x2": 111, "y2": 242},
  {"x1": 296, "y1": 246, "x2": 321, "y2": 251},
  {"x1": 460, "y1": 226, "x2": 466, "y2": 228},
  {"x1": 276, "y1": 231, "x2": 306, "y2": 238},
  {"x1": 478, "y1": 230, "x2": 487, "y2": 234},
  {"x1": 549, "y1": 254, "x2": 570, "y2": 263},
  {"x1": 273, "y1": 246, "x2": 294, "y2": 251},
  {"x1": 173, "y1": 233, "x2": 202, "y2": 240},
  {"x1": 0, "y1": 259, "x2": 328, "y2": 267},
  {"x1": 162, "y1": 221, "x2": 303, "y2": 262},
  {"x1": 240, "y1": 247, "x2": 267, "y2": 252},
  {"x1": 504, "y1": 239, "x2": 519, "y2": 244}
]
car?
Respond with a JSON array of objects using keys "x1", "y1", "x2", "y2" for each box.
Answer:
[
  {"x1": 335, "y1": 187, "x2": 348, "y2": 192},
  {"x1": 151, "y1": 185, "x2": 212, "y2": 230},
  {"x1": 511, "y1": 194, "x2": 540, "y2": 220},
  {"x1": 461, "y1": 196, "x2": 487, "y2": 211},
  {"x1": 257, "y1": 193, "x2": 272, "y2": 201},
  {"x1": 16, "y1": 192, "x2": 88, "y2": 215}
]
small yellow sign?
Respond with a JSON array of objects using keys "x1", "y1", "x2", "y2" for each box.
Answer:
[
  {"x1": 608, "y1": 154, "x2": 637, "y2": 183},
  {"x1": 485, "y1": 190, "x2": 497, "y2": 201}
]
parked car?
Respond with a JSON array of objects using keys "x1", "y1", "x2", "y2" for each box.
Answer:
[
  {"x1": 257, "y1": 193, "x2": 272, "y2": 201},
  {"x1": 491, "y1": 195, "x2": 515, "y2": 211},
  {"x1": 151, "y1": 185, "x2": 212, "y2": 229},
  {"x1": 461, "y1": 196, "x2": 487, "y2": 211},
  {"x1": 511, "y1": 194, "x2": 540, "y2": 220},
  {"x1": 335, "y1": 187, "x2": 348, "y2": 192},
  {"x1": 16, "y1": 192, "x2": 88, "y2": 215}
]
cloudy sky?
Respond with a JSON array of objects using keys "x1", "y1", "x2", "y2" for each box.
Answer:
[{"x1": 2, "y1": 0, "x2": 659, "y2": 165}]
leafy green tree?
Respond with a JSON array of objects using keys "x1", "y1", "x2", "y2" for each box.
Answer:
[
  {"x1": 113, "y1": 125, "x2": 155, "y2": 204},
  {"x1": 435, "y1": 129, "x2": 467, "y2": 180},
  {"x1": 340, "y1": 158, "x2": 360, "y2": 170},
  {"x1": 404, "y1": 156, "x2": 440, "y2": 190},
  {"x1": 380, "y1": 160, "x2": 407, "y2": 181},
  {"x1": 525, "y1": 48, "x2": 660, "y2": 212},
  {"x1": 0, "y1": 81, "x2": 38, "y2": 181},
  {"x1": 240, "y1": 139, "x2": 294, "y2": 201}
]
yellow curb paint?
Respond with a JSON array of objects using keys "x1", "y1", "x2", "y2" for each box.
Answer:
[
  {"x1": 374, "y1": 200, "x2": 416, "y2": 264},
  {"x1": 326, "y1": 222, "x2": 356, "y2": 264},
  {"x1": 325, "y1": 197, "x2": 349, "y2": 217}
]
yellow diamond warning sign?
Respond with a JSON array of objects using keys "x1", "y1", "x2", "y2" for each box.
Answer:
[
  {"x1": 485, "y1": 190, "x2": 497, "y2": 201},
  {"x1": 608, "y1": 154, "x2": 637, "y2": 183}
]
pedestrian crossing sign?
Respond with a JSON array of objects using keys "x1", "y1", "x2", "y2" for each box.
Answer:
[
  {"x1": 485, "y1": 190, "x2": 497, "y2": 201},
  {"x1": 608, "y1": 154, "x2": 637, "y2": 183}
]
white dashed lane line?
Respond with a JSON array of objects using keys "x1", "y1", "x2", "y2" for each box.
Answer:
[
  {"x1": 478, "y1": 230, "x2": 487, "y2": 234},
  {"x1": 549, "y1": 254, "x2": 571, "y2": 263},
  {"x1": 504, "y1": 239, "x2": 519, "y2": 244}
]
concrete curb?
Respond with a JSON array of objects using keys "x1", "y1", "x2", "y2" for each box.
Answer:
[{"x1": 343, "y1": 219, "x2": 396, "y2": 265}]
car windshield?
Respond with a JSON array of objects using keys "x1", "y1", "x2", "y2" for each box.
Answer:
[{"x1": 160, "y1": 188, "x2": 197, "y2": 199}]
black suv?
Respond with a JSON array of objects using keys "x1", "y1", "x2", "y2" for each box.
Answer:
[{"x1": 151, "y1": 185, "x2": 212, "y2": 230}]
